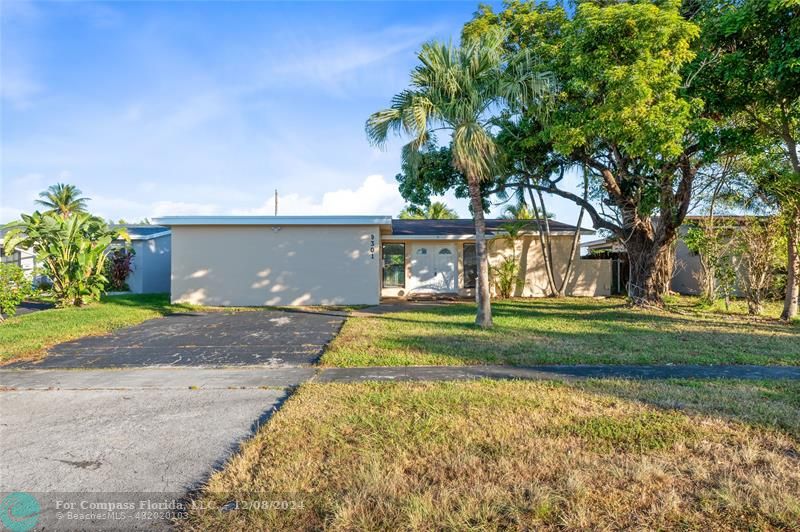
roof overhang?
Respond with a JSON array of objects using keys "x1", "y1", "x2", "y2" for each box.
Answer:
[
  {"x1": 126, "y1": 230, "x2": 171, "y2": 241},
  {"x1": 384, "y1": 229, "x2": 594, "y2": 240},
  {"x1": 152, "y1": 215, "x2": 393, "y2": 229}
]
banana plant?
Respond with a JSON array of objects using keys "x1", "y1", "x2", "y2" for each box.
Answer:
[{"x1": 2, "y1": 211, "x2": 123, "y2": 306}]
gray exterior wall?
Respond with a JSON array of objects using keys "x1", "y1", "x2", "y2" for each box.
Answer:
[
  {"x1": 126, "y1": 234, "x2": 172, "y2": 294},
  {"x1": 170, "y1": 225, "x2": 381, "y2": 306},
  {"x1": 671, "y1": 237, "x2": 703, "y2": 295}
]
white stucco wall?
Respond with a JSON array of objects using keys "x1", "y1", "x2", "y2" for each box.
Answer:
[
  {"x1": 380, "y1": 235, "x2": 612, "y2": 298},
  {"x1": 171, "y1": 225, "x2": 381, "y2": 306}
]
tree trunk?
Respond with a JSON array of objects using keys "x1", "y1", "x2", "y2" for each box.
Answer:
[
  {"x1": 625, "y1": 225, "x2": 674, "y2": 307},
  {"x1": 781, "y1": 208, "x2": 799, "y2": 321},
  {"x1": 556, "y1": 171, "x2": 588, "y2": 297},
  {"x1": 468, "y1": 177, "x2": 493, "y2": 328},
  {"x1": 526, "y1": 182, "x2": 557, "y2": 296}
]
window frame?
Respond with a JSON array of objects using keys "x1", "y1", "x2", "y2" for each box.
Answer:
[
  {"x1": 462, "y1": 243, "x2": 477, "y2": 289},
  {"x1": 381, "y1": 243, "x2": 406, "y2": 289}
]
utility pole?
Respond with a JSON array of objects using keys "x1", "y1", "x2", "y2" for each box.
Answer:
[{"x1": 274, "y1": 189, "x2": 278, "y2": 216}]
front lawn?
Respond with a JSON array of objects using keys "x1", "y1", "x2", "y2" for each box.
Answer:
[
  {"x1": 322, "y1": 297, "x2": 800, "y2": 366},
  {"x1": 182, "y1": 379, "x2": 800, "y2": 530},
  {"x1": 0, "y1": 293, "x2": 195, "y2": 364}
]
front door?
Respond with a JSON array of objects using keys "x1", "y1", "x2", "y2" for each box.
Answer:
[{"x1": 409, "y1": 244, "x2": 456, "y2": 293}]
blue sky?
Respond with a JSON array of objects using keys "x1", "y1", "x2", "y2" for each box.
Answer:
[{"x1": 1, "y1": 0, "x2": 585, "y2": 225}]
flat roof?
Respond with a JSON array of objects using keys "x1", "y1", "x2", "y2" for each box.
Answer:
[
  {"x1": 113, "y1": 225, "x2": 171, "y2": 240},
  {"x1": 391, "y1": 219, "x2": 594, "y2": 236},
  {"x1": 152, "y1": 215, "x2": 393, "y2": 227}
]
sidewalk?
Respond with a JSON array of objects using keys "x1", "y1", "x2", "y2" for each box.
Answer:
[
  {"x1": 314, "y1": 364, "x2": 800, "y2": 382},
  {"x1": 3, "y1": 364, "x2": 798, "y2": 391}
]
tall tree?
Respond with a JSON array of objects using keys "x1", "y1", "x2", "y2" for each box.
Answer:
[
  {"x1": 399, "y1": 201, "x2": 459, "y2": 220},
  {"x1": 34, "y1": 184, "x2": 89, "y2": 218},
  {"x1": 694, "y1": 0, "x2": 800, "y2": 319},
  {"x1": 366, "y1": 31, "x2": 553, "y2": 327},
  {"x1": 466, "y1": 0, "x2": 706, "y2": 307}
]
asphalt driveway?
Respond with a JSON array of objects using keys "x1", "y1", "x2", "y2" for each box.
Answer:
[{"x1": 10, "y1": 309, "x2": 345, "y2": 368}]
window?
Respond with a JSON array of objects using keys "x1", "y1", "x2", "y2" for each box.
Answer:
[
  {"x1": 416, "y1": 247, "x2": 428, "y2": 255},
  {"x1": 382, "y1": 243, "x2": 405, "y2": 288},
  {"x1": 463, "y1": 244, "x2": 477, "y2": 288},
  {"x1": 438, "y1": 248, "x2": 452, "y2": 255}
]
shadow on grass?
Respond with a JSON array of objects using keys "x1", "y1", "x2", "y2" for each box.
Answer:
[{"x1": 346, "y1": 299, "x2": 800, "y2": 366}]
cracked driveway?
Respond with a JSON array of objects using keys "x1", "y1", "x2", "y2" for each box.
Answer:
[
  {"x1": 0, "y1": 309, "x2": 343, "y2": 525},
  {"x1": 8, "y1": 309, "x2": 345, "y2": 368}
]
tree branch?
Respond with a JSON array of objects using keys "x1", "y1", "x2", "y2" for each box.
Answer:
[{"x1": 518, "y1": 181, "x2": 622, "y2": 235}]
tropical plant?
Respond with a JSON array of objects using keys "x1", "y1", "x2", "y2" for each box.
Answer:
[
  {"x1": 0, "y1": 264, "x2": 33, "y2": 320},
  {"x1": 683, "y1": 219, "x2": 738, "y2": 304},
  {"x1": 465, "y1": 0, "x2": 704, "y2": 308},
  {"x1": 502, "y1": 202, "x2": 534, "y2": 220},
  {"x1": 34, "y1": 183, "x2": 89, "y2": 218},
  {"x1": 491, "y1": 221, "x2": 525, "y2": 298},
  {"x1": 735, "y1": 218, "x2": 783, "y2": 315},
  {"x1": 105, "y1": 247, "x2": 135, "y2": 291},
  {"x1": 3, "y1": 212, "x2": 121, "y2": 306},
  {"x1": 399, "y1": 201, "x2": 458, "y2": 220},
  {"x1": 695, "y1": 0, "x2": 800, "y2": 319},
  {"x1": 366, "y1": 30, "x2": 554, "y2": 327}
]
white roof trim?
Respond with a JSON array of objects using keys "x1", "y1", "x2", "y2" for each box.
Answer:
[
  {"x1": 383, "y1": 230, "x2": 592, "y2": 241},
  {"x1": 152, "y1": 215, "x2": 392, "y2": 227},
  {"x1": 126, "y1": 230, "x2": 172, "y2": 241},
  {"x1": 383, "y1": 234, "x2": 477, "y2": 241}
]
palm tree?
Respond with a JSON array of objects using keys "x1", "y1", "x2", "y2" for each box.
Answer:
[
  {"x1": 34, "y1": 184, "x2": 89, "y2": 218},
  {"x1": 399, "y1": 201, "x2": 459, "y2": 220},
  {"x1": 502, "y1": 202, "x2": 534, "y2": 220},
  {"x1": 367, "y1": 31, "x2": 553, "y2": 327}
]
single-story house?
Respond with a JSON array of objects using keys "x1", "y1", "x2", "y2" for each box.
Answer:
[
  {"x1": 582, "y1": 215, "x2": 761, "y2": 296},
  {"x1": 113, "y1": 225, "x2": 172, "y2": 294},
  {"x1": 0, "y1": 228, "x2": 37, "y2": 274},
  {"x1": 152, "y1": 216, "x2": 612, "y2": 306}
]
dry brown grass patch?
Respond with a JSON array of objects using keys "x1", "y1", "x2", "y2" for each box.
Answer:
[{"x1": 182, "y1": 380, "x2": 800, "y2": 531}]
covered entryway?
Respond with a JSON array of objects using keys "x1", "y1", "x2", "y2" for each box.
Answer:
[{"x1": 408, "y1": 243, "x2": 457, "y2": 294}]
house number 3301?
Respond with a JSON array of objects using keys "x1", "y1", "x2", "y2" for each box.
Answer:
[{"x1": 369, "y1": 234, "x2": 375, "y2": 259}]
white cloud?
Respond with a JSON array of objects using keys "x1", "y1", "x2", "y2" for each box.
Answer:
[
  {"x1": 232, "y1": 174, "x2": 404, "y2": 216},
  {"x1": 150, "y1": 201, "x2": 220, "y2": 217}
]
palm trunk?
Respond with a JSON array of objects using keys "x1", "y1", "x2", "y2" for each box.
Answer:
[
  {"x1": 526, "y1": 182, "x2": 557, "y2": 296},
  {"x1": 556, "y1": 171, "x2": 588, "y2": 297},
  {"x1": 468, "y1": 177, "x2": 493, "y2": 328},
  {"x1": 781, "y1": 207, "x2": 799, "y2": 321},
  {"x1": 536, "y1": 189, "x2": 559, "y2": 296}
]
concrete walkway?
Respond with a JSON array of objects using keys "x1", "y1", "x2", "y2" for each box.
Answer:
[
  {"x1": 2, "y1": 362, "x2": 795, "y2": 528},
  {"x1": 0, "y1": 368, "x2": 309, "y2": 500},
  {"x1": 313, "y1": 364, "x2": 800, "y2": 382},
  {"x1": 3, "y1": 364, "x2": 798, "y2": 393}
]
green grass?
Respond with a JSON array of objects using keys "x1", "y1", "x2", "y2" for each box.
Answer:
[
  {"x1": 182, "y1": 379, "x2": 800, "y2": 530},
  {"x1": 322, "y1": 296, "x2": 800, "y2": 366},
  {"x1": 0, "y1": 293, "x2": 196, "y2": 363}
]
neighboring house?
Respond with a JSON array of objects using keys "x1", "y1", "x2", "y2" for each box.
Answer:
[
  {"x1": 112, "y1": 225, "x2": 172, "y2": 294},
  {"x1": 0, "y1": 228, "x2": 37, "y2": 275},
  {"x1": 583, "y1": 215, "x2": 758, "y2": 296},
  {"x1": 153, "y1": 216, "x2": 612, "y2": 306}
]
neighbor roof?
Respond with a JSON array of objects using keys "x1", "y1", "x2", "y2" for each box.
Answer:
[
  {"x1": 114, "y1": 225, "x2": 171, "y2": 240},
  {"x1": 391, "y1": 219, "x2": 593, "y2": 236}
]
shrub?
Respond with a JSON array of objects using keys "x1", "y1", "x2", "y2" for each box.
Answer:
[
  {"x1": 0, "y1": 264, "x2": 33, "y2": 320},
  {"x1": 2, "y1": 211, "x2": 121, "y2": 307},
  {"x1": 735, "y1": 218, "x2": 782, "y2": 315},
  {"x1": 105, "y1": 247, "x2": 135, "y2": 291},
  {"x1": 492, "y1": 256, "x2": 520, "y2": 299}
]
